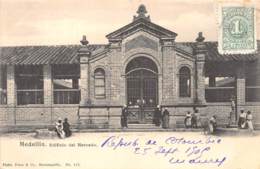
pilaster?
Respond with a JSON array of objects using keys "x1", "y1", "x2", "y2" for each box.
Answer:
[
  {"x1": 160, "y1": 38, "x2": 175, "y2": 106},
  {"x1": 7, "y1": 65, "x2": 16, "y2": 106},
  {"x1": 194, "y1": 32, "x2": 206, "y2": 104},
  {"x1": 43, "y1": 65, "x2": 52, "y2": 106},
  {"x1": 79, "y1": 36, "x2": 92, "y2": 106}
]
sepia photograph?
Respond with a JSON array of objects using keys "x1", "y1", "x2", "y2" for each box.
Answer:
[{"x1": 0, "y1": 0, "x2": 260, "y2": 169}]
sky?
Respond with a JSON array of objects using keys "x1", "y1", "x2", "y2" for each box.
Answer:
[{"x1": 0, "y1": 0, "x2": 259, "y2": 46}]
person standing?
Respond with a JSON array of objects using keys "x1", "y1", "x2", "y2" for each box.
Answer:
[
  {"x1": 208, "y1": 115, "x2": 217, "y2": 134},
  {"x1": 238, "y1": 109, "x2": 247, "y2": 129},
  {"x1": 162, "y1": 108, "x2": 170, "y2": 129},
  {"x1": 63, "y1": 118, "x2": 72, "y2": 137},
  {"x1": 229, "y1": 95, "x2": 236, "y2": 126},
  {"x1": 55, "y1": 118, "x2": 65, "y2": 139},
  {"x1": 153, "y1": 105, "x2": 162, "y2": 126},
  {"x1": 246, "y1": 111, "x2": 254, "y2": 131},
  {"x1": 191, "y1": 109, "x2": 199, "y2": 128},
  {"x1": 121, "y1": 105, "x2": 128, "y2": 128},
  {"x1": 184, "y1": 111, "x2": 192, "y2": 128}
]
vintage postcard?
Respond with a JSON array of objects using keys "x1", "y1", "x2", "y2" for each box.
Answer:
[{"x1": 0, "y1": 0, "x2": 260, "y2": 169}]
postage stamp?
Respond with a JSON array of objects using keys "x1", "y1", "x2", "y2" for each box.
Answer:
[{"x1": 218, "y1": 6, "x2": 257, "y2": 54}]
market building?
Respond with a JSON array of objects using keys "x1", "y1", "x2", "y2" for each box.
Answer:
[{"x1": 0, "y1": 5, "x2": 259, "y2": 130}]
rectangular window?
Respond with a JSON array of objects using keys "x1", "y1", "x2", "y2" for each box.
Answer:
[
  {"x1": 16, "y1": 65, "x2": 43, "y2": 105},
  {"x1": 205, "y1": 76, "x2": 235, "y2": 102},
  {"x1": 245, "y1": 63, "x2": 260, "y2": 102},
  {"x1": 94, "y1": 68, "x2": 106, "y2": 99},
  {"x1": 0, "y1": 65, "x2": 7, "y2": 104},
  {"x1": 179, "y1": 67, "x2": 191, "y2": 97},
  {"x1": 246, "y1": 74, "x2": 260, "y2": 102},
  {"x1": 53, "y1": 65, "x2": 80, "y2": 104}
]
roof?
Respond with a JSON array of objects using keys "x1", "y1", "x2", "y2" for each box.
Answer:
[
  {"x1": 0, "y1": 45, "x2": 107, "y2": 65},
  {"x1": 0, "y1": 41, "x2": 259, "y2": 65},
  {"x1": 106, "y1": 17, "x2": 177, "y2": 40},
  {"x1": 177, "y1": 41, "x2": 259, "y2": 62}
]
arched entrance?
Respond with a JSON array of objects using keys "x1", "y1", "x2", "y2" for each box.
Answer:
[{"x1": 125, "y1": 57, "x2": 158, "y2": 124}]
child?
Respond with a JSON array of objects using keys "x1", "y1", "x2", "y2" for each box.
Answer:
[{"x1": 55, "y1": 118, "x2": 65, "y2": 139}]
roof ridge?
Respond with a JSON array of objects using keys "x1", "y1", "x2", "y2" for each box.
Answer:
[
  {"x1": 177, "y1": 40, "x2": 260, "y2": 44},
  {"x1": 0, "y1": 44, "x2": 108, "y2": 48}
]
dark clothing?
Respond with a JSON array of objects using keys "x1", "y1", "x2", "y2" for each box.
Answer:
[
  {"x1": 63, "y1": 121, "x2": 71, "y2": 137},
  {"x1": 162, "y1": 109, "x2": 170, "y2": 129},
  {"x1": 121, "y1": 107, "x2": 128, "y2": 128},
  {"x1": 153, "y1": 108, "x2": 162, "y2": 126},
  {"x1": 191, "y1": 113, "x2": 198, "y2": 128},
  {"x1": 238, "y1": 117, "x2": 246, "y2": 129},
  {"x1": 238, "y1": 112, "x2": 247, "y2": 129}
]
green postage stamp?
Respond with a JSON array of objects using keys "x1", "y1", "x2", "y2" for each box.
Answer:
[{"x1": 218, "y1": 6, "x2": 257, "y2": 54}]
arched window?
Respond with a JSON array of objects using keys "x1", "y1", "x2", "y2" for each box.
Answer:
[
  {"x1": 179, "y1": 66, "x2": 191, "y2": 97},
  {"x1": 94, "y1": 68, "x2": 105, "y2": 99}
]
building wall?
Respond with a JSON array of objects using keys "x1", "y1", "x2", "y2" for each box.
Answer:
[
  {"x1": 0, "y1": 105, "x2": 79, "y2": 126},
  {"x1": 1, "y1": 34, "x2": 260, "y2": 130}
]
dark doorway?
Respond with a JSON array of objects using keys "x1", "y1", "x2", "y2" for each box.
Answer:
[{"x1": 126, "y1": 57, "x2": 158, "y2": 123}]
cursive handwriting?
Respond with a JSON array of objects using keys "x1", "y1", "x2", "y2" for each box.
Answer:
[
  {"x1": 100, "y1": 135, "x2": 226, "y2": 167},
  {"x1": 101, "y1": 136, "x2": 139, "y2": 150}
]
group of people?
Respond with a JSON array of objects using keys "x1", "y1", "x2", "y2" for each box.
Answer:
[
  {"x1": 238, "y1": 109, "x2": 254, "y2": 131},
  {"x1": 55, "y1": 118, "x2": 72, "y2": 139},
  {"x1": 231, "y1": 97, "x2": 254, "y2": 131},
  {"x1": 153, "y1": 106, "x2": 170, "y2": 128},
  {"x1": 121, "y1": 105, "x2": 170, "y2": 129},
  {"x1": 184, "y1": 109, "x2": 200, "y2": 128},
  {"x1": 184, "y1": 108, "x2": 218, "y2": 134}
]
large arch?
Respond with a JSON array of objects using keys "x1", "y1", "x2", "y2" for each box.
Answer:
[{"x1": 125, "y1": 56, "x2": 159, "y2": 124}]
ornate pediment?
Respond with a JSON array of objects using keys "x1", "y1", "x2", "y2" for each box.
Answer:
[
  {"x1": 125, "y1": 35, "x2": 158, "y2": 52},
  {"x1": 106, "y1": 5, "x2": 177, "y2": 42}
]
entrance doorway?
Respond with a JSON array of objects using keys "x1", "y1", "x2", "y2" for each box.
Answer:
[{"x1": 125, "y1": 57, "x2": 158, "y2": 123}]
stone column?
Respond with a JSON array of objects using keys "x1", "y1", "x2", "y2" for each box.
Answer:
[
  {"x1": 43, "y1": 65, "x2": 52, "y2": 106},
  {"x1": 72, "y1": 79, "x2": 79, "y2": 89},
  {"x1": 6, "y1": 65, "x2": 16, "y2": 124},
  {"x1": 236, "y1": 62, "x2": 246, "y2": 117},
  {"x1": 0, "y1": 65, "x2": 4, "y2": 104},
  {"x1": 194, "y1": 32, "x2": 206, "y2": 104},
  {"x1": 7, "y1": 65, "x2": 16, "y2": 106},
  {"x1": 43, "y1": 65, "x2": 53, "y2": 123},
  {"x1": 79, "y1": 36, "x2": 91, "y2": 106},
  {"x1": 0, "y1": 65, "x2": 3, "y2": 91},
  {"x1": 209, "y1": 76, "x2": 216, "y2": 87}
]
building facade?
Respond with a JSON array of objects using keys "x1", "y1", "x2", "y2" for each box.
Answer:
[{"x1": 0, "y1": 5, "x2": 260, "y2": 130}]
